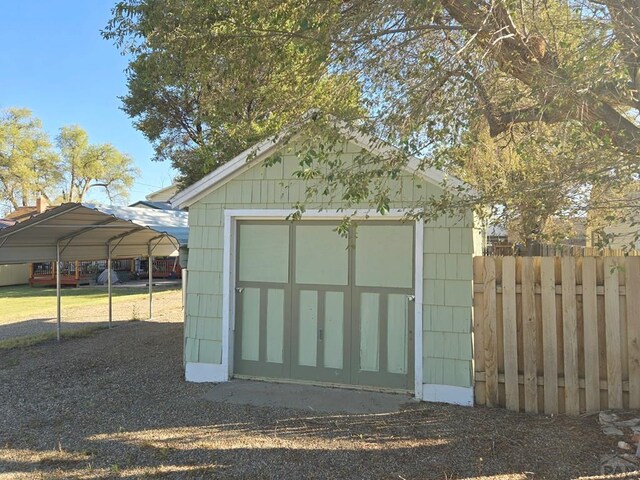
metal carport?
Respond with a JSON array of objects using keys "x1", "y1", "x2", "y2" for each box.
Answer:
[{"x1": 0, "y1": 203, "x2": 188, "y2": 340}]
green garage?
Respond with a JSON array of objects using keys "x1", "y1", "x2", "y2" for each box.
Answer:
[{"x1": 172, "y1": 126, "x2": 482, "y2": 405}]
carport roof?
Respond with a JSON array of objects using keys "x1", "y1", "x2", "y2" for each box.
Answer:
[{"x1": 0, "y1": 203, "x2": 189, "y2": 264}]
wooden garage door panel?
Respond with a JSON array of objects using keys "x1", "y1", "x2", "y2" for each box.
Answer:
[
  {"x1": 235, "y1": 220, "x2": 414, "y2": 391},
  {"x1": 355, "y1": 224, "x2": 414, "y2": 288},
  {"x1": 295, "y1": 225, "x2": 348, "y2": 285},
  {"x1": 238, "y1": 224, "x2": 289, "y2": 283}
]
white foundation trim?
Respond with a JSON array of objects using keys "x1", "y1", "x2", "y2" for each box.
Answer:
[
  {"x1": 222, "y1": 208, "x2": 425, "y2": 397},
  {"x1": 185, "y1": 362, "x2": 229, "y2": 383},
  {"x1": 422, "y1": 384, "x2": 474, "y2": 406}
]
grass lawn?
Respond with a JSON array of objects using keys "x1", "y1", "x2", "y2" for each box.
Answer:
[{"x1": 0, "y1": 285, "x2": 178, "y2": 324}]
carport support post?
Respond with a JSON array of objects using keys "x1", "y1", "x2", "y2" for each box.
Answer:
[
  {"x1": 148, "y1": 245, "x2": 153, "y2": 319},
  {"x1": 107, "y1": 245, "x2": 112, "y2": 328},
  {"x1": 56, "y1": 241, "x2": 61, "y2": 341}
]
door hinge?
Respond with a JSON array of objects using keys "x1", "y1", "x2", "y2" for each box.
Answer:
[
  {"x1": 235, "y1": 287, "x2": 244, "y2": 293},
  {"x1": 407, "y1": 295, "x2": 415, "y2": 302}
]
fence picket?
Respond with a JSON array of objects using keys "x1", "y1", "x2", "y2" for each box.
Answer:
[
  {"x1": 582, "y1": 257, "x2": 600, "y2": 412},
  {"x1": 521, "y1": 257, "x2": 538, "y2": 413},
  {"x1": 540, "y1": 257, "x2": 558, "y2": 415},
  {"x1": 561, "y1": 257, "x2": 580, "y2": 416},
  {"x1": 626, "y1": 257, "x2": 640, "y2": 409},
  {"x1": 483, "y1": 257, "x2": 499, "y2": 407},
  {"x1": 502, "y1": 256, "x2": 519, "y2": 412},
  {"x1": 604, "y1": 257, "x2": 623, "y2": 409}
]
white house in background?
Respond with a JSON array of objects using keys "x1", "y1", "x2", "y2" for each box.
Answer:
[
  {"x1": 587, "y1": 192, "x2": 640, "y2": 250},
  {"x1": 147, "y1": 184, "x2": 179, "y2": 203},
  {"x1": 587, "y1": 221, "x2": 640, "y2": 250}
]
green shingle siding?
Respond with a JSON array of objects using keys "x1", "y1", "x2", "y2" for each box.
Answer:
[{"x1": 184, "y1": 142, "x2": 476, "y2": 389}]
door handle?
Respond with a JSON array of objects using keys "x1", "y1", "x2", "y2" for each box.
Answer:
[
  {"x1": 235, "y1": 287, "x2": 244, "y2": 293},
  {"x1": 407, "y1": 295, "x2": 415, "y2": 302}
]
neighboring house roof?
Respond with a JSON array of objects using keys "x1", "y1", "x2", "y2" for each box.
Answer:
[
  {"x1": 146, "y1": 184, "x2": 179, "y2": 202},
  {"x1": 4, "y1": 205, "x2": 54, "y2": 223},
  {"x1": 171, "y1": 123, "x2": 466, "y2": 209},
  {"x1": 129, "y1": 200, "x2": 177, "y2": 211},
  {"x1": 4, "y1": 198, "x2": 54, "y2": 223},
  {"x1": 0, "y1": 219, "x2": 16, "y2": 230}
]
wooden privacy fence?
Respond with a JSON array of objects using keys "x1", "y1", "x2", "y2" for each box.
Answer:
[
  {"x1": 485, "y1": 244, "x2": 640, "y2": 257},
  {"x1": 473, "y1": 256, "x2": 640, "y2": 415}
]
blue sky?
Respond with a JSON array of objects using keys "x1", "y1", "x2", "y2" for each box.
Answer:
[{"x1": 0, "y1": 0, "x2": 177, "y2": 204}]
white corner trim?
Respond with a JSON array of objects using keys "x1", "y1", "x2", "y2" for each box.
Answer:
[
  {"x1": 422, "y1": 384, "x2": 474, "y2": 407},
  {"x1": 414, "y1": 218, "x2": 424, "y2": 399},
  {"x1": 222, "y1": 212, "x2": 234, "y2": 378},
  {"x1": 185, "y1": 362, "x2": 229, "y2": 383}
]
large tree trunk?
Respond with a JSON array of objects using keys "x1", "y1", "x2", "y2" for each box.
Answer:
[{"x1": 440, "y1": 0, "x2": 640, "y2": 154}]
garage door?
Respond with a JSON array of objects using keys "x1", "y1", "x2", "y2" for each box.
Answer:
[{"x1": 233, "y1": 220, "x2": 415, "y2": 391}]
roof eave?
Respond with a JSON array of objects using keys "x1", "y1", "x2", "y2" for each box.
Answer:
[{"x1": 170, "y1": 134, "x2": 286, "y2": 209}]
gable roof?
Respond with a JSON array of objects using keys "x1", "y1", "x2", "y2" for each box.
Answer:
[
  {"x1": 146, "y1": 184, "x2": 179, "y2": 202},
  {"x1": 171, "y1": 124, "x2": 465, "y2": 209},
  {"x1": 129, "y1": 200, "x2": 177, "y2": 211}
]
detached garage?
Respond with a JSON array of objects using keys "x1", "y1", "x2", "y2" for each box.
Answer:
[{"x1": 172, "y1": 126, "x2": 483, "y2": 406}]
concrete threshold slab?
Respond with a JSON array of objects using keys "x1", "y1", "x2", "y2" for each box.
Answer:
[{"x1": 203, "y1": 379, "x2": 417, "y2": 414}]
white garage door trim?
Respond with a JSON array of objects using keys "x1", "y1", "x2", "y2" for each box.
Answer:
[{"x1": 189, "y1": 208, "x2": 424, "y2": 399}]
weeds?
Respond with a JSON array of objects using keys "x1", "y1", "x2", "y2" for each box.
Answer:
[{"x1": 0, "y1": 325, "x2": 107, "y2": 350}]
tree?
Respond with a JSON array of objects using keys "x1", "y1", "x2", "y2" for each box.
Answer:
[
  {"x1": 56, "y1": 126, "x2": 139, "y2": 203},
  {"x1": 446, "y1": 120, "x2": 629, "y2": 247},
  {"x1": 0, "y1": 109, "x2": 139, "y2": 211},
  {"x1": 105, "y1": 0, "x2": 640, "y2": 244},
  {"x1": 103, "y1": 1, "x2": 363, "y2": 187},
  {"x1": 0, "y1": 108, "x2": 60, "y2": 211}
]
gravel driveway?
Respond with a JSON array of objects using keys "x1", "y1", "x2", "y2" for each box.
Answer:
[{"x1": 0, "y1": 317, "x2": 624, "y2": 479}]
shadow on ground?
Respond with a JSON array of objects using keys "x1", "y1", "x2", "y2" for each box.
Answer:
[{"x1": 0, "y1": 320, "x2": 620, "y2": 480}]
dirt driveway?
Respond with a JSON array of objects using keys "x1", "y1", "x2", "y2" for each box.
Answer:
[{"x1": 0, "y1": 317, "x2": 628, "y2": 479}]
